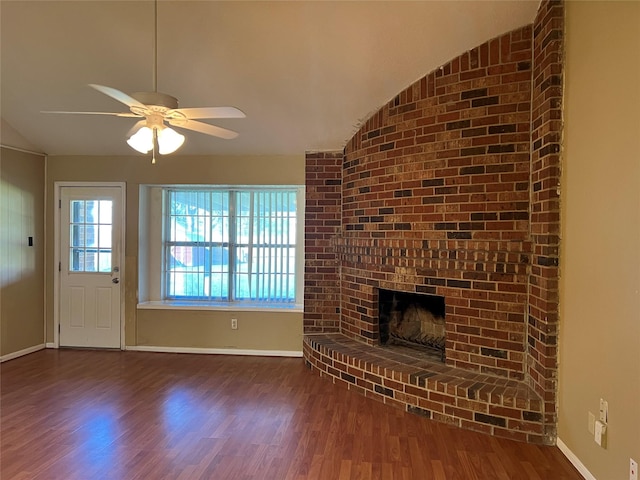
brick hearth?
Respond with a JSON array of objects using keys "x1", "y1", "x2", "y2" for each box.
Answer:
[{"x1": 304, "y1": 334, "x2": 545, "y2": 443}]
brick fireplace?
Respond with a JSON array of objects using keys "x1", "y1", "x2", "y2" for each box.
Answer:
[{"x1": 304, "y1": 0, "x2": 562, "y2": 444}]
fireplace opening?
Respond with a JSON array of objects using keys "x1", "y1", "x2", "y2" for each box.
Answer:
[{"x1": 378, "y1": 289, "x2": 446, "y2": 361}]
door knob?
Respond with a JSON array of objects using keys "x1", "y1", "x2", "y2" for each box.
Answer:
[{"x1": 112, "y1": 278, "x2": 120, "y2": 284}]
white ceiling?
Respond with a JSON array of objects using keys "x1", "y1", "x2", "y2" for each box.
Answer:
[{"x1": 1, "y1": 1, "x2": 539, "y2": 157}]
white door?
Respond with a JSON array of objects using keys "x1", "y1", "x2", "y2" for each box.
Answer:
[{"x1": 59, "y1": 186, "x2": 123, "y2": 348}]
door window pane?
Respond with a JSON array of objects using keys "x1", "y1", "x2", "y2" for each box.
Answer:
[
  {"x1": 99, "y1": 225, "x2": 112, "y2": 248},
  {"x1": 69, "y1": 199, "x2": 113, "y2": 272}
]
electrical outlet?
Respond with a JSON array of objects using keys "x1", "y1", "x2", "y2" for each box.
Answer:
[
  {"x1": 599, "y1": 398, "x2": 608, "y2": 423},
  {"x1": 231, "y1": 318, "x2": 238, "y2": 330},
  {"x1": 588, "y1": 412, "x2": 595, "y2": 435},
  {"x1": 630, "y1": 458, "x2": 638, "y2": 480}
]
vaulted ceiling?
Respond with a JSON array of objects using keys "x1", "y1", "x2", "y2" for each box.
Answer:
[{"x1": 1, "y1": 1, "x2": 539, "y2": 157}]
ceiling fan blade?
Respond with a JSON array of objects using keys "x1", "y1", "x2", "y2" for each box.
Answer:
[
  {"x1": 169, "y1": 107, "x2": 246, "y2": 120},
  {"x1": 168, "y1": 119, "x2": 239, "y2": 140},
  {"x1": 41, "y1": 110, "x2": 140, "y2": 118},
  {"x1": 89, "y1": 84, "x2": 147, "y2": 109}
]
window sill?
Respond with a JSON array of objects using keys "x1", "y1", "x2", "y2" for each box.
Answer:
[{"x1": 137, "y1": 300, "x2": 303, "y2": 314}]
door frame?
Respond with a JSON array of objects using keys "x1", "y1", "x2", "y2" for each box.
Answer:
[{"x1": 53, "y1": 181, "x2": 126, "y2": 349}]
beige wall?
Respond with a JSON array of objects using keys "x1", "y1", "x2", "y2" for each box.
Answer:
[
  {"x1": 46, "y1": 154, "x2": 304, "y2": 351},
  {"x1": 560, "y1": 2, "x2": 640, "y2": 478},
  {"x1": 0, "y1": 147, "x2": 45, "y2": 356},
  {"x1": 137, "y1": 309, "x2": 301, "y2": 352}
]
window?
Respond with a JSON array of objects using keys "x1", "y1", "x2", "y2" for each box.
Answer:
[
  {"x1": 69, "y1": 199, "x2": 112, "y2": 272},
  {"x1": 163, "y1": 187, "x2": 300, "y2": 303}
]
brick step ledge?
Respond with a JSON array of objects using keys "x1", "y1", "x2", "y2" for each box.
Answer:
[{"x1": 303, "y1": 333, "x2": 552, "y2": 444}]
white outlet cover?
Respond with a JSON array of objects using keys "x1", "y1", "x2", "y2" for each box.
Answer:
[{"x1": 631, "y1": 458, "x2": 638, "y2": 480}]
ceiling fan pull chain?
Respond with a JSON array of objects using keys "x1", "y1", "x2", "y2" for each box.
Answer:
[{"x1": 151, "y1": 128, "x2": 157, "y2": 164}]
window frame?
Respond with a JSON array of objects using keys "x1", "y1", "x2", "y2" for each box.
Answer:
[{"x1": 138, "y1": 185, "x2": 305, "y2": 311}]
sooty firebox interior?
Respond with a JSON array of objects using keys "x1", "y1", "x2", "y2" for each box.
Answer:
[{"x1": 378, "y1": 289, "x2": 446, "y2": 361}]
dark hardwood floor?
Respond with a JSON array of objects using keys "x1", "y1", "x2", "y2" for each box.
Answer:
[{"x1": 0, "y1": 350, "x2": 582, "y2": 479}]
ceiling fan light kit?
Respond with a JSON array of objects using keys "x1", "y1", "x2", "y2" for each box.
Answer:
[
  {"x1": 42, "y1": 1, "x2": 244, "y2": 163},
  {"x1": 127, "y1": 125, "x2": 184, "y2": 156}
]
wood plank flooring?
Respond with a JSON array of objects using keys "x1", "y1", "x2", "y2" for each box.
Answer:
[{"x1": 0, "y1": 350, "x2": 582, "y2": 479}]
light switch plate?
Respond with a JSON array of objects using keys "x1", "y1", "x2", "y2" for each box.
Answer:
[
  {"x1": 599, "y1": 398, "x2": 608, "y2": 423},
  {"x1": 588, "y1": 412, "x2": 595, "y2": 435},
  {"x1": 594, "y1": 420, "x2": 607, "y2": 448},
  {"x1": 630, "y1": 458, "x2": 638, "y2": 480}
]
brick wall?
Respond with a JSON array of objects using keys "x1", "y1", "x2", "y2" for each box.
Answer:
[
  {"x1": 338, "y1": 24, "x2": 534, "y2": 380},
  {"x1": 528, "y1": 0, "x2": 564, "y2": 437},
  {"x1": 304, "y1": 152, "x2": 342, "y2": 333}
]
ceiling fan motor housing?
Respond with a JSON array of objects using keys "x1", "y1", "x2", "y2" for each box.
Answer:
[{"x1": 131, "y1": 91, "x2": 179, "y2": 110}]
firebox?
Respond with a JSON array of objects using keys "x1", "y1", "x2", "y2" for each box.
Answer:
[{"x1": 378, "y1": 289, "x2": 446, "y2": 361}]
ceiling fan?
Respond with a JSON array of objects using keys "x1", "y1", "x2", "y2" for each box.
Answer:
[{"x1": 43, "y1": 1, "x2": 244, "y2": 163}]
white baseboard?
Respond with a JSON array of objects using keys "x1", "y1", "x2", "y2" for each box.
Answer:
[
  {"x1": 45, "y1": 342, "x2": 57, "y2": 349},
  {"x1": 0, "y1": 344, "x2": 45, "y2": 363},
  {"x1": 125, "y1": 345, "x2": 303, "y2": 358},
  {"x1": 557, "y1": 438, "x2": 596, "y2": 480}
]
